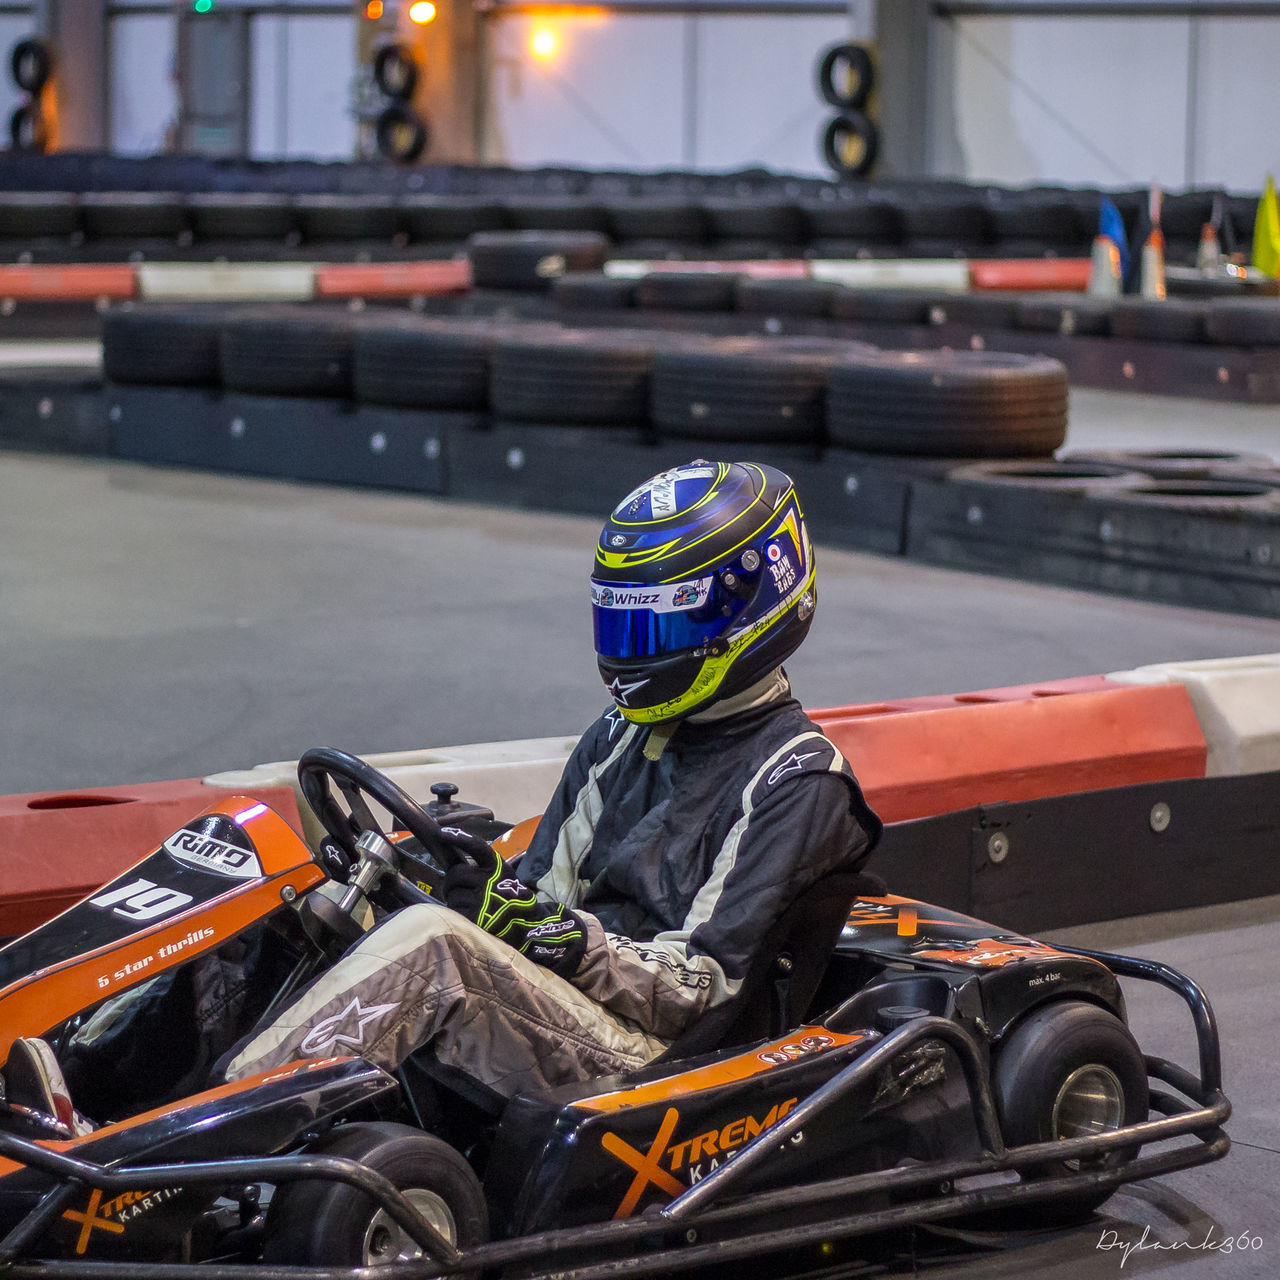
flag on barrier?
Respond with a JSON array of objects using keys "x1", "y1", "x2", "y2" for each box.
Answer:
[{"x1": 1253, "y1": 175, "x2": 1280, "y2": 279}]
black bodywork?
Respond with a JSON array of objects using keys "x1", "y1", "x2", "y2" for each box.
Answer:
[{"x1": 0, "y1": 798, "x2": 1231, "y2": 1278}]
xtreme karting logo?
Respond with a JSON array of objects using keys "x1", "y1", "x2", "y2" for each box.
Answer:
[{"x1": 600, "y1": 1098, "x2": 798, "y2": 1218}]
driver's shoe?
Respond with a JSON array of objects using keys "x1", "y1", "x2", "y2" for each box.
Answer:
[{"x1": 3, "y1": 1037, "x2": 95, "y2": 1136}]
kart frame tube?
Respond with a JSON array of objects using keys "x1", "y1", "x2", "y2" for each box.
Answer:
[{"x1": 0, "y1": 950, "x2": 1228, "y2": 1279}]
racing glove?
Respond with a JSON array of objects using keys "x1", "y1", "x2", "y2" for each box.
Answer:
[{"x1": 441, "y1": 829, "x2": 586, "y2": 978}]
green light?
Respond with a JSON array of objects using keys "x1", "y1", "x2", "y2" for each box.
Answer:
[{"x1": 193, "y1": 0, "x2": 213, "y2": 12}]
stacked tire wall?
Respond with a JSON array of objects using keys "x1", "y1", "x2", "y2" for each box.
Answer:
[{"x1": 93, "y1": 302, "x2": 1280, "y2": 620}]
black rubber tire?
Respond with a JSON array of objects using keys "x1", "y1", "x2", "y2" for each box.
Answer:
[
  {"x1": 634, "y1": 271, "x2": 740, "y2": 312},
  {"x1": 1016, "y1": 293, "x2": 1113, "y2": 337},
  {"x1": 262, "y1": 1122, "x2": 487, "y2": 1266},
  {"x1": 1204, "y1": 299, "x2": 1280, "y2": 347},
  {"x1": 9, "y1": 102, "x2": 47, "y2": 153},
  {"x1": 800, "y1": 196, "x2": 903, "y2": 245},
  {"x1": 993, "y1": 1000, "x2": 1148, "y2": 1222},
  {"x1": 1102, "y1": 478, "x2": 1280, "y2": 515},
  {"x1": 375, "y1": 104, "x2": 429, "y2": 164},
  {"x1": 220, "y1": 307, "x2": 356, "y2": 397},
  {"x1": 294, "y1": 195, "x2": 402, "y2": 242},
  {"x1": 651, "y1": 339, "x2": 838, "y2": 443},
  {"x1": 926, "y1": 293, "x2": 1021, "y2": 330},
  {"x1": 353, "y1": 315, "x2": 524, "y2": 409},
  {"x1": 605, "y1": 200, "x2": 708, "y2": 244},
  {"x1": 502, "y1": 199, "x2": 611, "y2": 233},
  {"x1": 550, "y1": 272, "x2": 636, "y2": 311},
  {"x1": 827, "y1": 350, "x2": 1068, "y2": 457},
  {"x1": 80, "y1": 192, "x2": 188, "y2": 240},
  {"x1": 1058, "y1": 447, "x2": 1276, "y2": 480},
  {"x1": 702, "y1": 199, "x2": 806, "y2": 246},
  {"x1": 187, "y1": 193, "x2": 296, "y2": 241},
  {"x1": 467, "y1": 230, "x2": 609, "y2": 290},
  {"x1": 829, "y1": 287, "x2": 946, "y2": 325},
  {"x1": 10, "y1": 38, "x2": 51, "y2": 94},
  {"x1": 490, "y1": 328, "x2": 674, "y2": 425},
  {"x1": 817, "y1": 42, "x2": 874, "y2": 110},
  {"x1": 946, "y1": 461, "x2": 1149, "y2": 492},
  {"x1": 901, "y1": 198, "x2": 994, "y2": 256},
  {"x1": 399, "y1": 197, "x2": 506, "y2": 243},
  {"x1": 1109, "y1": 298, "x2": 1208, "y2": 344},
  {"x1": 985, "y1": 194, "x2": 1086, "y2": 252},
  {"x1": 821, "y1": 112, "x2": 879, "y2": 178},
  {"x1": 102, "y1": 304, "x2": 233, "y2": 388},
  {"x1": 734, "y1": 277, "x2": 837, "y2": 317},
  {"x1": 373, "y1": 43, "x2": 418, "y2": 100},
  {"x1": 0, "y1": 191, "x2": 79, "y2": 239}
]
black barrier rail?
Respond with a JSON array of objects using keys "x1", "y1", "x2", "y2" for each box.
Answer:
[{"x1": 0, "y1": 950, "x2": 1231, "y2": 1280}]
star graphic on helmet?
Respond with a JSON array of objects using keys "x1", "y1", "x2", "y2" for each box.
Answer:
[{"x1": 608, "y1": 675, "x2": 650, "y2": 706}]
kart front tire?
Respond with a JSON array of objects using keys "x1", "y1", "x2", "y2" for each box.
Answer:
[
  {"x1": 993, "y1": 999, "x2": 1148, "y2": 1222},
  {"x1": 262, "y1": 1121, "x2": 487, "y2": 1266}
]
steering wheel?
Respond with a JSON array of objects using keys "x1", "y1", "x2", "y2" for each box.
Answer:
[{"x1": 297, "y1": 747, "x2": 473, "y2": 871}]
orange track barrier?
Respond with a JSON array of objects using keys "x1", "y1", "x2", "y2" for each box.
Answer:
[
  {"x1": 0, "y1": 264, "x2": 136, "y2": 301},
  {"x1": 314, "y1": 260, "x2": 472, "y2": 298},
  {"x1": 814, "y1": 683, "x2": 1206, "y2": 825},
  {"x1": 0, "y1": 779, "x2": 301, "y2": 937},
  {"x1": 968, "y1": 258, "x2": 1092, "y2": 293}
]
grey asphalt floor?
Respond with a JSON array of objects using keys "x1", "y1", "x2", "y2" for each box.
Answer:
[{"x1": 2, "y1": 383, "x2": 1279, "y2": 1279}]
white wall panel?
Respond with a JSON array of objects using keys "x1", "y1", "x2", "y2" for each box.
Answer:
[
  {"x1": 250, "y1": 13, "x2": 356, "y2": 160},
  {"x1": 108, "y1": 14, "x2": 178, "y2": 156},
  {"x1": 0, "y1": 14, "x2": 36, "y2": 133},
  {"x1": 935, "y1": 16, "x2": 1191, "y2": 189},
  {"x1": 484, "y1": 14, "x2": 686, "y2": 169},
  {"x1": 692, "y1": 14, "x2": 848, "y2": 175},
  {"x1": 1192, "y1": 18, "x2": 1280, "y2": 191}
]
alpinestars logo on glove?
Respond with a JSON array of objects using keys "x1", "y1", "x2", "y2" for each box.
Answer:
[{"x1": 300, "y1": 996, "x2": 398, "y2": 1055}]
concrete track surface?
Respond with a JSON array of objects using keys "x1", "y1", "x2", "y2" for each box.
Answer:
[{"x1": 1, "y1": 389, "x2": 1278, "y2": 1279}]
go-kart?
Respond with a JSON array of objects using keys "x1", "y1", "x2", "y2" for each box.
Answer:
[{"x1": 0, "y1": 748, "x2": 1230, "y2": 1277}]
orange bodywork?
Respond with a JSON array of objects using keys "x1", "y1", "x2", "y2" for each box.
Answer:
[{"x1": 0, "y1": 797, "x2": 322, "y2": 1062}]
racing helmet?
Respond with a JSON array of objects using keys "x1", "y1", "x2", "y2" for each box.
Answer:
[{"x1": 592, "y1": 460, "x2": 816, "y2": 724}]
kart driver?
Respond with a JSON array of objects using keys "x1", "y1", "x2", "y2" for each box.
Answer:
[{"x1": 222, "y1": 460, "x2": 882, "y2": 1097}]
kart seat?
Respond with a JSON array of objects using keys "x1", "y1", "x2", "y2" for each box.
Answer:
[{"x1": 655, "y1": 869, "x2": 886, "y2": 1064}]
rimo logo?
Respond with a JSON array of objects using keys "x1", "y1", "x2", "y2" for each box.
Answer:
[{"x1": 163, "y1": 829, "x2": 262, "y2": 879}]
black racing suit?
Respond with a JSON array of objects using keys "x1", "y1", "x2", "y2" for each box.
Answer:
[
  {"x1": 520, "y1": 669, "x2": 883, "y2": 1042},
  {"x1": 221, "y1": 669, "x2": 881, "y2": 1094}
]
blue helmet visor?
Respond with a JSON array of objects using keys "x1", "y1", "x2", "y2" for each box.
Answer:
[{"x1": 591, "y1": 576, "x2": 745, "y2": 659}]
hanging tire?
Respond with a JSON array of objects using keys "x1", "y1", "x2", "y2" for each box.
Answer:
[
  {"x1": 9, "y1": 101, "x2": 47, "y2": 153},
  {"x1": 821, "y1": 112, "x2": 879, "y2": 179},
  {"x1": 993, "y1": 1000, "x2": 1148, "y2": 1221},
  {"x1": 375, "y1": 104, "x2": 429, "y2": 164},
  {"x1": 262, "y1": 1122, "x2": 487, "y2": 1266},
  {"x1": 10, "y1": 38, "x2": 51, "y2": 93},
  {"x1": 817, "y1": 42, "x2": 874, "y2": 111},
  {"x1": 373, "y1": 43, "x2": 418, "y2": 100}
]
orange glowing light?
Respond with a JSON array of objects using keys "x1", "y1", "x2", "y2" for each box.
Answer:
[
  {"x1": 364, "y1": 0, "x2": 383, "y2": 18},
  {"x1": 530, "y1": 26, "x2": 559, "y2": 60},
  {"x1": 408, "y1": 0, "x2": 437, "y2": 22}
]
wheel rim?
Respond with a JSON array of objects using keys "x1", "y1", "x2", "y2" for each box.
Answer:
[
  {"x1": 362, "y1": 1188, "x2": 457, "y2": 1265},
  {"x1": 1052, "y1": 1063, "x2": 1125, "y2": 1142}
]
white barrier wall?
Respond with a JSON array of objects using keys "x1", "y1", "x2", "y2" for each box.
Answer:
[
  {"x1": 929, "y1": 14, "x2": 1280, "y2": 191},
  {"x1": 109, "y1": 14, "x2": 178, "y2": 156},
  {"x1": 482, "y1": 11, "x2": 852, "y2": 176}
]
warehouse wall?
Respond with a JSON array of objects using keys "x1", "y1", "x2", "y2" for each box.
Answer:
[
  {"x1": 481, "y1": 11, "x2": 852, "y2": 176},
  {"x1": 930, "y1": 14, "x2": 1280, "y2": 192}
]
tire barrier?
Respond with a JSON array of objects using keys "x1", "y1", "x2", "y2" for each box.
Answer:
[
  {"x1": 826, "y1": 351, "x2": 1069, "y2": 458},
  {"x1": 467, "y1": 231, "x2": 609, "y2": 290},
  {"x1": 219, "y1": 307, "x2": 357, "y2": 398}
]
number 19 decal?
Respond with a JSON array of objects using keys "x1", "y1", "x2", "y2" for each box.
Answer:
[{"x1": 89, "y1": 877, "x2": 194, "y2": 922}]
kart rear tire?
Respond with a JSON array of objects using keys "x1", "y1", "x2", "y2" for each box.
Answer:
[
  {"x1": 262, "y1": 1121, "x2": 487, "y2": 1266},
  {"x1": 993, "y1": 1000, "x2": 1148, "y2": 1222}
]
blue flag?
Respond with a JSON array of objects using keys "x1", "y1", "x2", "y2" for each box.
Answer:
[{"x1": 1098, "y1": 196, "x2": 1130, "y2": 280}]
